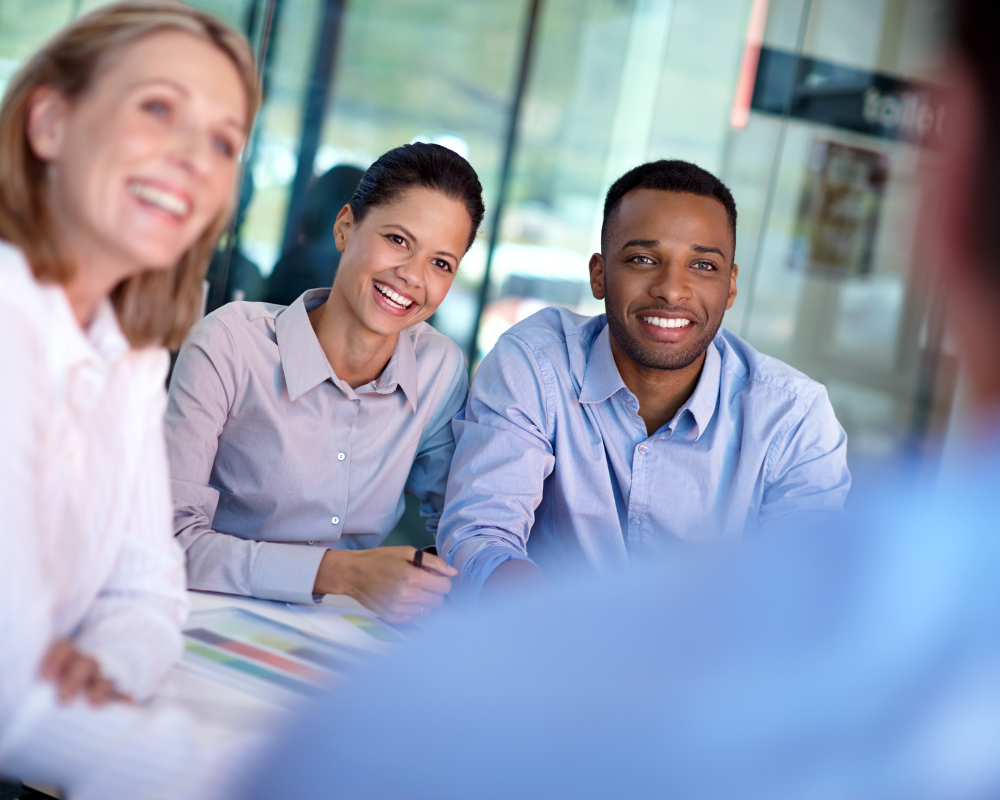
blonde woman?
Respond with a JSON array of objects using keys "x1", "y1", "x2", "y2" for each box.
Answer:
[{"x1": 0, "y1": 3, "x2": 261, "y2": 798}]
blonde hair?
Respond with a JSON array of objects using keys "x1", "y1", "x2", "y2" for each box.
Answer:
[{"x1": 0, "y1": 1, "x2": 259, "y2": 349}]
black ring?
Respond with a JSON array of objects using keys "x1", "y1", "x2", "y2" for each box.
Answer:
[{"x1": 412, "y1": 549, "x2": 423, "y2": 569}]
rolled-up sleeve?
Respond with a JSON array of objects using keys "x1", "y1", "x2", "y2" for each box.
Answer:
[
  {"x1": 760, "y1": 386, "x2": 851, "y2": 522},
  {"x1": 437, "y1": 333, "x2": 556, "y2": 601},
  {"x1": 405, "y1": 353, "x2": 468, "y2": 531},
  {"x1": 166, "y1": 317, "x2": 325, "y2": 605}
]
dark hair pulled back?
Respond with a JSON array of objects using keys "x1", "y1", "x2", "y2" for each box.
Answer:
[{"x1": 350, "y1": 142, "x2": 485, "y2": 252}]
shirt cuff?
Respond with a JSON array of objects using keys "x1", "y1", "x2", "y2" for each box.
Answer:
[
  {"x1": 453, "y1": 544, "x2": 535, "y2": 606},
  {"x1": 248, "y1": 542, "x2": 328, "y2": 605}
]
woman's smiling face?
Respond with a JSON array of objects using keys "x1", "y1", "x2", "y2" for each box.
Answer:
[
  {"x1": 331, "y1": 186, "x2": 472, "y2": 336},
  {"x1": 27, "y1": 29, "x2": 249, "y2": 274}
]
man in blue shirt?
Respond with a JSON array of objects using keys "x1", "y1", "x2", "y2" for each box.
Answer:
[{"x1": 438, "y1": 161, "x2": 850, "y2": 600}]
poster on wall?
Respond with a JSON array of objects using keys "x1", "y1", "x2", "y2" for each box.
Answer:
[{"x1": 789, "y1": 140, "x2": 889, "y2": 278}]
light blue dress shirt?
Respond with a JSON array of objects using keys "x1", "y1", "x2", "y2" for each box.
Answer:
[{"x1": 438, "y1": 307, "x2": 850, "y2": 596}]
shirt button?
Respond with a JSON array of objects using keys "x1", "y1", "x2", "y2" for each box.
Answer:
[
  {"x1": 337, "y1": 452, "x2": 346, "y2": 461},
  {"x1": 331, "y1": 516, "x2": 340, "y2": 525},
  {"x1": 307, "y1": 540, "x2": 315, "y2": 545},
  {"x1": 638, "y1": 444, "x2": 648, "y2": 454}
]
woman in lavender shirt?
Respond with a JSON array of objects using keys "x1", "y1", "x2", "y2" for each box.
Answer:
[{"x1": 166, "y1": 143, "x2": 484, "y2": 623}]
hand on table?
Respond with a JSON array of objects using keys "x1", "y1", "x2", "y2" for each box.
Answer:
[
  {"x1": 40, "y1": 639, "x2": 133, "y2": 707},
  {"x1": 314, "y1": 546, "x2": 457, "y2": 624}
]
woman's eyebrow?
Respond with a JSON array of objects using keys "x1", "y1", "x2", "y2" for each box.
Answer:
[
  {"x1": 129, "y1": 77, "x2": 247, "y2": 133},
  {"x1": 386, "y1": 223, "x2": 417, "y2": 244},
  {"x1": 385, "y1": 224, "x2": 456, "y2": 260},
  {"x1": 129, "y1": 76, "x2": 189, "y2": 95}
]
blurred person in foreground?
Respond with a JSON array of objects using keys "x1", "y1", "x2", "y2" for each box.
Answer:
[
  {"x1": 439, "y1": 159, "x2": 850, "y2": 603},
  {"x1": 166, "y1": 144, "x2": 483, "y2": 622},
  {"x1": 239, "y1": 1, "x2": 1000, "y2": 798},
  {"x1": 265, "y1": 164, "x2": 365, "y2": 306},
  {"x1": 0, "y1": 4, "x2": 266, "y2": 799}
]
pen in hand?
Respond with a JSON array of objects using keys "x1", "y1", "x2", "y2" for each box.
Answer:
[{"x1": 411, "y1": 545, "x2": 437, "y2": 571}]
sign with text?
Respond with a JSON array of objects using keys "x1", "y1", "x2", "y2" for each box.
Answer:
[{"x1": 750, "y1": 47, "x2": 945, "y2": 147}]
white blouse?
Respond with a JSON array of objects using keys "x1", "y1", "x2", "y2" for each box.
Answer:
[{"x1": 0, "y1": 243, "x2": 249, "y2": 799}]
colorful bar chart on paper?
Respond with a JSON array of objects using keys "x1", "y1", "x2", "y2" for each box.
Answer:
[
  {"x1": 181, "y1": 608, "x2": 354, "y2": 702},
  {"x1": 341, "y1": 614, "x2": 406, "y2": 644}
]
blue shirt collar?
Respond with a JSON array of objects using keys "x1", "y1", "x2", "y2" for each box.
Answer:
[
  {"x1": 579, "y1": 323, "x2": 626, "y2": 405},
  {"x1": 669, "y1": 340, "x2": 721, "y2": 441},
  {"x1": 579, "y1": 320, "x2": 722, "y2": 441},
  {"x1": 275, "y1": 288, "x2": 420, "y2": 412}
]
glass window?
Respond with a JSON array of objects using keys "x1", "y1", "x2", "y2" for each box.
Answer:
[
  {"x1": 224, "y1": 0, "x2": 324, "y2": 305},
  {"x1": 310, "y1": 0, "x2": 529, "y2": 355},
  {"x1": 0, "y1": 0, "x2": 957, "y2": 487},
  {"x1": 723, "y1": 0, "x2": 952, "y2": 472},
  {"x1": 0, "y1": 1, "x2": 75, "y2": 98},
  {"x1": 473, "y1": 0, "x2": 638, "y2": 363}
]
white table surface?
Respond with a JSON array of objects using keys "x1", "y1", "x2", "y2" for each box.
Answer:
[
  {"x1": 156, "y1": 590, "x2": 389, "y2": 730},
  {"x1": 25, "y1": 591, "x2": 383, "y2": 798}
]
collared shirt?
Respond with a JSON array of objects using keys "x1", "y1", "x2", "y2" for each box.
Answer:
[
  {"x1": 0, "y1": 242, "x2": 250, "y2": 799},
  {"x1": 438, "y1": 307, "x2": 850, "y2": 598},
  {"x1": 165, "y1": 288, "x2": 468, "y2": 605}
]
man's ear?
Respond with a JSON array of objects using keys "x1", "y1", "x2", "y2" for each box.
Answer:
[
  {"x1": 26, "y1": 86, "x2": 69, "y2": 163},
  {"x1": 726, "y1": 263, "x2": 739, "y2": 310},
  {"x1": 589, "y1": 252, "x2": 607, "y2": 300},
  {"x1": 332, "y1": 204, "x2": 354, "y2": 253}
]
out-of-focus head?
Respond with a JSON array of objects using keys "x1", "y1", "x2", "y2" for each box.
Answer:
[
  {"x1": 300, "y1": 164, "x2": 365, "y2": 242},
  {"x1": 331, "y1": 142, "x2": 484, "y2": 337},
  {"x1": 938, "y1": 0, "x2": 1000, "y2": 409},
  {"x1": 592, "y1": 160, "x2": 738, "y2": 372},
  {"x1": 0, "y1": 0, "x2": 259, "y2": 348}
]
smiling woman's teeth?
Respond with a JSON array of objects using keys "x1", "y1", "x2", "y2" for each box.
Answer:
[
  {"x1": 128, "y1": 181, "x2": 190, "y2": 218},
  {"x1": 641, "y1": 316, "x2": 691, "y2": 329},
  {"x1": 374, "y1": 280, "x2": 413, "y2": 309}
]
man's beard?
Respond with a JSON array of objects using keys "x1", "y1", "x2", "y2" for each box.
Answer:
[{"x1": 605, "y1": 292, "x2": 722, "y2": 372}]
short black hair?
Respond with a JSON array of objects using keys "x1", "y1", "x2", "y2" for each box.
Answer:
[
  {"x1": 601, "y1": 160, "x2": 737, "y2": 257},
  {"x1": 350, "y1": 142, "x2": 485, "y2": 252}
]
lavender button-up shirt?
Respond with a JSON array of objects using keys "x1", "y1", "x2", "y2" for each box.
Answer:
[
  {"x1": 438, "y1": 307, "x2": 850, "y2": 599},
  {"x1": 165, "y1": 289, "x2": 468, "y2": 604}
]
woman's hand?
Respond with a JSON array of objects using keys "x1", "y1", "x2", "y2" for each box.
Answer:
[
  {"x1": 314, "y1": 547, "x2": 458, "y2": 624},
  {"x1": 40, "y1": 639, "x2": 132, "y2": 707}
]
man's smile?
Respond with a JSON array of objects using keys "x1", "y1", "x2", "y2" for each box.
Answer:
[{"x1": 640, "y1": 315, "x2": 691, "y2": 329}]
